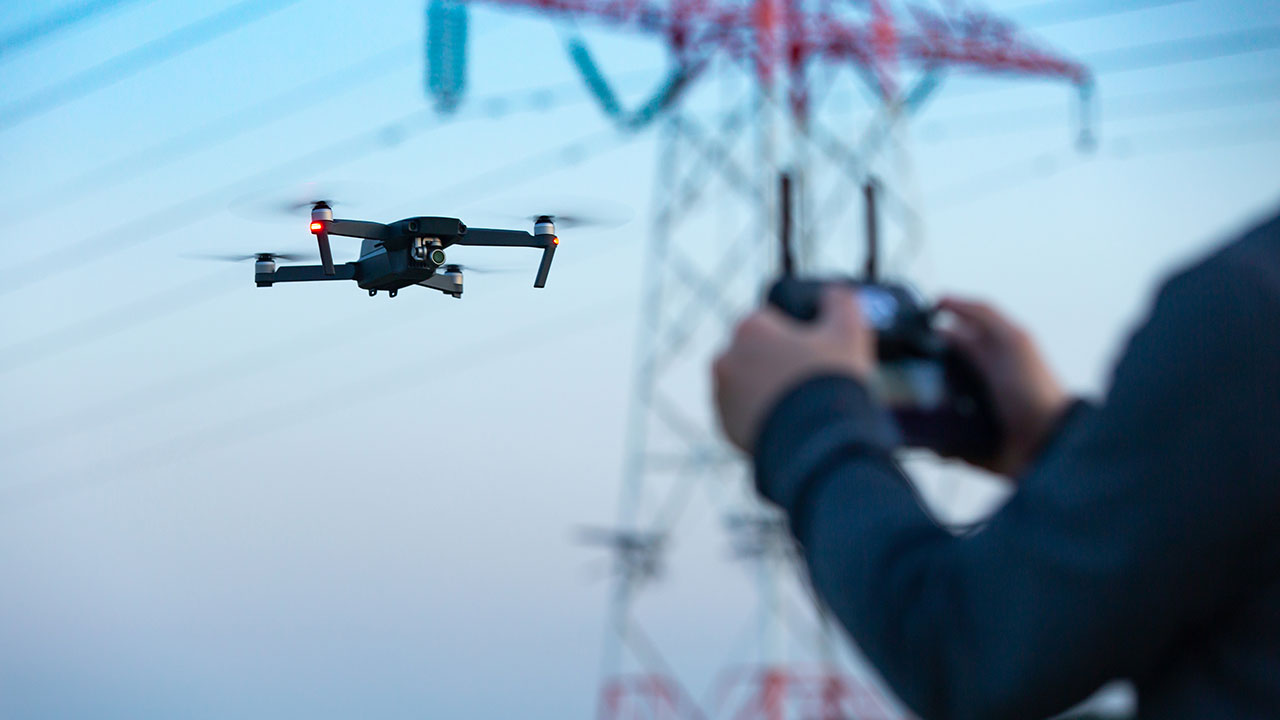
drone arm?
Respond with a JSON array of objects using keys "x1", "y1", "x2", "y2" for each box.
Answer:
[
  {"x1": 449, "y1": 228, "x2": 541, "y2": 247},
  {"x1": 315, "y1": 230, "x2": 336, "y2": 275},
  {"x1": 327, "y1": 219, "x2": 391, "y2": 240},
  {"x1": 452, "y1": 228, "x2": 559, "y2": 288},
  {"x1": 310, "y1": 220, "x2": 390, "y2": 275},
  {"x1": 533, "y1": 234, "x2": 557, "y2": 288},
  {"x1": 257, "y1": 263, "x2": 358, "y2": 285}
]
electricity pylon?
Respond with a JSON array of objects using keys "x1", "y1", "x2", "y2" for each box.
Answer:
[{"x1": 427, "y1": 1, "x2": 1091, "y2": 716}]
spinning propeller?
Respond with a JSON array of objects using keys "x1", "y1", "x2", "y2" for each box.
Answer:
[
  {"x1": 518, "y1": 212, "x2": 624, "y2": 229},
  {"x1": 481, "y1": 195, "x2": 632, "y2": 231},
  {"x1": 229, "y1": 179, "x2": 382, "y2": 222},
  {"x1": 441, "y1": 263, "x2": 515, "y2": 275},
  {"x1": 187, "y1": 251, "x2": 311, "y2": 263}
]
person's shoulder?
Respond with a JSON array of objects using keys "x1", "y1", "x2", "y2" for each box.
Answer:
[
  {"x1": 1159, "y1": 206, "x2": 1280, "y2": 321},
  {"x1": 1170, "y1": 206, "x2": 1280, "y2": 297}
]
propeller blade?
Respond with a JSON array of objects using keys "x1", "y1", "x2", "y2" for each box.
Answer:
[
  {"x1": 472, "y1": 195, "x2": 633, "y2": 230},
  {"x1": 442, "y1": 263, "x2": 517, "y2": 275},
  {"x1": 183, "y1": 252, "x2": 311, "y2": 263},
  {"x1": 229, "y1": 180, "x2": 384, "y2": 221},
  {"x1": 231, "y1": 195, "x2": 346, "y2": 221},
  {"x1": 522, "y1": 211, "x2": 629, "y2": 230}
]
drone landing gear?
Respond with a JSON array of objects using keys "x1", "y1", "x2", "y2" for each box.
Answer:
[
  {"x1": 389, "y1": 289, "x2": 398, "y2": 298},
  {"x1": 369, "y1": 289, "x2": 377, "y2": 297}
]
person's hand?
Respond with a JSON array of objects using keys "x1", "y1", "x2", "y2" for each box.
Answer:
[
  {"x1": 713, "y1": 287, "x2": 876, "y2": 453},
  {"x1": 938, "y1": 298, "x2": 1071, "y2": 478}
]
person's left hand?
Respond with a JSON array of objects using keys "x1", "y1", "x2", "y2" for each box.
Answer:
[{"x1": 713, "y1": 287, "x2": 877, "y2": 453}]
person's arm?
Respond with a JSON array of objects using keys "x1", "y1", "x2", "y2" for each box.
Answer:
[{"x1": 754, "y1": 265, "x2": 1280, "y2": 720}]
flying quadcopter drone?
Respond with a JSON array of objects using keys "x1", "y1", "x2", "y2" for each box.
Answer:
[{"x1": 250, "y1": 202, "x2": 560, "y2": 298}]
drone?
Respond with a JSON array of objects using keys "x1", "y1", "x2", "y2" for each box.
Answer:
[{"x1": 251, "y1": 202, "x2": 560, "y2": 298}]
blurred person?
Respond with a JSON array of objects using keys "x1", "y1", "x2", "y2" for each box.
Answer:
[{"x1": 712, "y1": 209, "x2": 1280, "y2": 719}]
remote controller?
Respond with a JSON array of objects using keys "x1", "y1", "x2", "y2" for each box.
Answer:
[{"x1": 766, "y1": 277, "x2": 1003, "y2": 460}]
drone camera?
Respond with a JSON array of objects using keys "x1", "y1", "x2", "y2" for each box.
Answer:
[{"x1": 409, "y1": 237, "x2": 446, "y2": 266}]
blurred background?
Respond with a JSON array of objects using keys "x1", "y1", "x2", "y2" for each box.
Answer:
[{"x1": 0, "y1": 1, "x2": 1277, "y2": 718}]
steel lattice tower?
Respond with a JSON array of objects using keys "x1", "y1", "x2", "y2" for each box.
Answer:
[{"x1": 428, "y1": 1, "x2": 1091, "y2": 717}]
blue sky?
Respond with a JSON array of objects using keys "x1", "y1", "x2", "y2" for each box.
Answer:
[{"x1": 1, "y1": 1, "x2": 1278, "y2": 717}]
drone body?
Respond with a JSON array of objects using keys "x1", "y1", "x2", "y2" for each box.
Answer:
[{"x1": 253, "y1": 202, "x2": 559, "y2": 298}]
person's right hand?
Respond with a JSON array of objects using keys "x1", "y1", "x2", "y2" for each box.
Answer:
[{"x1": 938, "y1": 298, "x2": 1071, "y2": 479}]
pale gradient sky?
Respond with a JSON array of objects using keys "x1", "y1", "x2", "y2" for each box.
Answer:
[{"x1": 1, "y1": 0, "x2": 1278, "y2": 717}]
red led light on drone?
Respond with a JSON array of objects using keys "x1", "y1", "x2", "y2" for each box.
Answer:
[
  {"x1": 309, "y1": 221, "x2": 324, "y2": 233},
  {"x1": 552, "y1": 237, "x2": 560, "y2": 245}
]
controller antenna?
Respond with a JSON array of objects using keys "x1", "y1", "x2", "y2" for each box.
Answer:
[
  {"x1": 779, "y1": 172, "x2": 794, "y2": 277},
  {"x1": 863, "y1": 177, "x2": 879, "y2": 282}
]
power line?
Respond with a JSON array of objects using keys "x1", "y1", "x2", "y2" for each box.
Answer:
[
  {"x1": 0, "y1": 115, "x2": 635, "y2": 389},
  {"x1": 941, "y1": 25, "x2": 1280, "y2": 100},
  {"x1": 931, "y1": 151, "x2": 1069, "y2": 207},
  {"x1": 929, "y1": 117, "x2": 1280, "y2": 207},
  {"x1": 7, "y1": 19, "x2": 529, "y2": 222},
  {"x1": 0, "y1": 0, "x2": 145, "y2": 60},
  {"x1": 0, "y1": 266, "x2": 242, "y2": 374},
  {"x1": 0, "y1": 232, "x2": 633, "y2": 457},
  {"x1": 1090, "y1": 25, "x2": 1280, "y2": 73},
  {"x1": 409, "y1": 128, "x2": 627, "y2": 210},
  {"x1": 1010, "y1": 0, "x2": 1194, "y2": 28},
  {"x1": 8, "y1": 41, "x2": 417, "y2": 220},
  {"x1": 0, "y1": 80, "x2": 605, "y2": 296},
  {"x1": 0, "y1": 118, "x2": 414, "y2": 294},
  {"x1": 1109, "y1": 116, "x2": 1280, "y2": 155},
  {"x1": 920, "y1": 75, "x2": 1280, "y2": 141},
  {"x1": 0, "y1": 0, "x2": 304, "y2": 132},
  {"x1": 0, "y1": 303, "x2": 381, "y2": 451},
  {"x1": 0, "y1": 298, "x2": 625, "y2": 510}
]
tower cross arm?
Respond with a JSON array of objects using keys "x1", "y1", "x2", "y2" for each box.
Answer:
[
  {"x1": 460, "y1": 0, "x2": 1090, "y2": 93},
  {"x1": 895, "y1": 5, "x2": 1091, "y2": 85},
  {"x1": 900, "y1": 32, "x2": 1090, "y2": 84},
  {"x1": 791, "y1": 10, "x2": 1088, "y2": 86}
]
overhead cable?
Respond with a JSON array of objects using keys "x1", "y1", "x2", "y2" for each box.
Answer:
[
  {"x1": 0, "y1": 0, "x2": 144, "y2": 61},
  {"x1": 0, "y1": 267, "x2": 242, "y2": 374},
  {"x1": 1091, "y1": 25, "x2": 1280, "y2": 73},
  {"x1": 0, "y1": 80, "x2": 607, "y2": 295},
  {"x1": 1011, "y1": 0, "x2": 1193, "y2": 28},
  {"x1": 1, "y1": 299, "x2": 624, "y2": 510},
  {"x1": 9, "y1": 41, "x2": 417, "y2": 220},
  {"x1": 0, "y1": 0, "x2": 305, "y2": 132}
]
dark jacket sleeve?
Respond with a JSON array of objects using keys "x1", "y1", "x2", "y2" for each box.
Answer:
[{"x1": 753, "y1": 260, "x2": 1280, "y2": 720}]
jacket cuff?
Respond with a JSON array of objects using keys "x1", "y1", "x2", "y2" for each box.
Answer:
[{"x1": 753, "y1": 374, "x2": 900, "y2": 514}]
